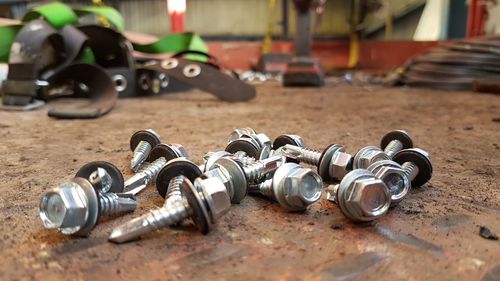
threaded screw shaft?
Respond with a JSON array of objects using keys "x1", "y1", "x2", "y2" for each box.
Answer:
[
  {"x1": 253, "y1": 179, "x2": 275, "y2": 199},
  {"x1": 384, "y1": 140, "x2": 403, "y2": 158},
  {"x1": 243, "y1": 155, "x2": 283, "y2": 183},
  {"x1": 281, "y1": 145, "x2": 321, "y2": 166},
  {"x1": 124, "y1": 157, "x2": 168, "y2": 195},
  {"x1": 109, "y1": 199, "x2": 192, "y2": 243},
  {"x1": 402, "y1": 162, "x2": 419, "y2": 182},
  {"x1": 164, "y1": 175, "x2": 185, "y2": 208},
  {"x1": 99, "y1": 193, "x2": 137, "y2": 216},
  {"x1": 131, "y1": 140, "x2": 152, "y2": 171}
]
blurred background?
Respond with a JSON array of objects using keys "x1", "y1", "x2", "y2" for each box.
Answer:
[{"x1": 1, "y1": 0, "x2": 499, "y2": 71}]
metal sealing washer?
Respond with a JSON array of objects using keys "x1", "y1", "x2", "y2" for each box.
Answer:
[
  {"x1": 161, "y1": 58, "x2": 179, "y2": 69},
  {"x1": 138, "y1": 74, "x2": 150, "y2": 90},
  {"x1": 183, "y1": 64, "x2": 201, "y2": 78},
  {"x1": 112, "y1": 74, "x2": 128, "y2": 92}
]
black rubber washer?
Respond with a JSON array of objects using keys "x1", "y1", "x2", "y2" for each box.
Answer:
[
  {"x1": 272, "y1": 135, "x2": 301, "y2": 149},
  {"x1": 149, "y1": 143, "x2": 180, "y2": 162},
  {"x1": 129, "y1": 129, "x2": 161, "y2": 151},
  {"x1": 156, "y1": 160, "x2": 202, "y2": 198},
  {"x1": 380, "y1": 130, "x2": 413, "y2": 151},
  {"x1": 393, "y1": 149, "x2": 433, "y2": 188},
  {"x1": 272, "y1": 135, "x2": 300, "y2": 164},
  {"x1": 225, "y1": 139, "x2": 259, "y2": 158},
  {"x1": 75, "y1": 161, "x2": 124, "y2": 193},
  {"x1": 181, "y1": 179, "x2": 210, "y2": 234},
  {"x1": 318, "y1": 144, "x2": 338, "y2": 180}
]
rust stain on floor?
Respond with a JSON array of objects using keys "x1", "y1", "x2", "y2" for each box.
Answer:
[{"x1": 0, "y1": 81, "x2": 499, "y2": 280}]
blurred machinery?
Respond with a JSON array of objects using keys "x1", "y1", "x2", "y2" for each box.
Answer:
[{"x1": 282, "y1": 0, "x2": 325, "y2": 87}]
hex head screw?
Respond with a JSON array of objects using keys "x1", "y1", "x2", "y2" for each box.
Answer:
[
  {"x1": 329, "y1": 169, "x2": 391, "y2": 222},
  {"x1": 268, "y1": 134, "x2": 305, "y2": 162},
  {"x1": 201, "y1": 151, "x2": 255, "y2": 173},
  {"x1": 252, "y1": 163, "x2": 323, "y2": 211},
  {"x1": 392, "y1": 148, "x2": 433, "y2": 188},
  {"x1": 367, "y1": 160, "x2": 410, "y2": 206},
  {"x1": 39, "y1": 171, "x2": 137, "y2": 236},
  {"x1": 205, "y1": 155, "x2": 284, "y2": 204},
  {"x1": 108, "y1": 177, "x2": 231, "y2": 243},
  {"x1": 227, "y1": 127, "x2": 256, "y2": 143},
  {"x1": 380, "y1": 130, "x2": 414, "y2": 158},
  {"x1": 352, "y1": 146, "x2": 391, "y2": 170},
  {"x1": 281, "y1": 143, "x2": 346, "y2": 181},
  {"x1": 225, "y1": 137, "x2": 262, "y2": 159},
  {"x1": 124, "y1": 143, "x2": 188, "y2": 196},
  {"x1": 129, "y1": 129, "x2": 161, "y2": 172}
]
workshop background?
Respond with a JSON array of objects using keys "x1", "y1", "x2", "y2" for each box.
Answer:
[{"x1": 0, "y1": 0, "x2": 499, "y2": 281}]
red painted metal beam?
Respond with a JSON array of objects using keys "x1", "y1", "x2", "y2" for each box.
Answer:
[
  {"x1": 466, "y1": 0, "x2": 486, "y2": 38},
  {"x1": 206, "y1": 40, "x2": 439, "y2": 71}
]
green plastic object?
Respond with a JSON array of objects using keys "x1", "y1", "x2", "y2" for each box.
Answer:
[
  {"x1": 1, "y1": 2, "x2": 209, "y2": 63},
  {"x1": 0, "y1": 25, "x2": 22, "y2": 62},
  {"x1": 132, "y1": 32, "x2": 208, "y2": 61},
  {"x1": 81, "y1": 47, "x2": 96, "y2": 64},
  {"x1": 22, "y1": 2, "x2": 78, "y2": 29},
  {"x1": 74, "y1": 6, "x2": 125, "y2": 31}
]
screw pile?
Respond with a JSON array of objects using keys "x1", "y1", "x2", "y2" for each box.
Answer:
[{"x1": 39, "y1": 128, "x2": 433, "y2": 242}]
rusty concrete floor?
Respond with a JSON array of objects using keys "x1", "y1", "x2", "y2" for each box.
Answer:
[{"x1": 0, "y1": 81, "x2": 499, "y2": 281}]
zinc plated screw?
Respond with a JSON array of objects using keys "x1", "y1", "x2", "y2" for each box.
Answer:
[
  {"x1": 227, "y1": 128, "x2": 271, "y2": 149},
  {"x1": 367, "y1": 160, "x2": 410, "y2": 206},
  {"x1": 380, "y1": 130, "x2": 414, "y2": 158},
  {"x1": 129, "y1": 129, "x2": 161, "y2": 172},
  {"x1": 392, "y1": 148, "x2": 433, "y2": 188},
  {"x1": 281, "y1": 143, "x2": 346, "y2": 181},
  {"x1": 201, "y1": 151, "x2": 255, "y2": 173},
  {"x1": 124, "y1": 143, "x2": 188, "y2": 195},
  {"x1": 250, "y1": 163, "x2": 323, "y2": 211},
  {"x1": 108, "y1": 176, "x2": 231, "y2": 243},
  {"x1": 227, "y1": 127, "x2": 256, "y2": 143},
  {"x1": 39, "y1": 169, "x2": 137, "y2": 236},
  {"x1": 205, "y1": 155, "x2": 284, "y2": 204},
  {"x1": 256, "y1": 134, "x2": 305, "y2": 162},
  {"x1": 327, "y1": 169, "x2": 391, "y2": 222},
  {"x1": 155, "y1": 158, "x2": 202, "y2": 208},
  {"x1": 351, "y1": 146, "x2": 390, "y2": 169}
]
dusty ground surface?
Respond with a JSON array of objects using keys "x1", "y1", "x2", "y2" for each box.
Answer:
[{"x1": 0, "y1": 81, "x2": 499, "y2": 281}]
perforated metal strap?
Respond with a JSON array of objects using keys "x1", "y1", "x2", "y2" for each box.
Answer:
[{"x1": 141, "y1": 58, "x2": 256, "y2": 102}]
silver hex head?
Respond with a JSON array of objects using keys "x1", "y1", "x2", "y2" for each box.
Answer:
[
  {"x1": 336, "y1": 169, "x2": 391, "y2": 222},
  {"x1": 39, "y1": 178, "x2": 99, "y2": 235},
  {"x1": 367, "y1": 160, "x2": 410, "y2": 206},
  {"x1": 273, "y1": 163, "x2": 323, "y2": 212},
  {"x1": 227, "y1": 127, "x2": 257, "y2": 143},
  {"x1": 196, "y1": 177, "x2": 231, "y2": 224},
  {"x1": 249, "y1": 133, "x2": 272, "y2": 149},
  {"x1": 352, "y1": 146, "x2": 390, "y2": 169},
  {"x1": 169, "y1": 143, "x2": 189, "y2": 159},
  {"x1": 210, "y1": 157, "x2": 248, "y2": 204},
  {"x1": 329, "y1": 151, "x2": 353, "y2": 181}
]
